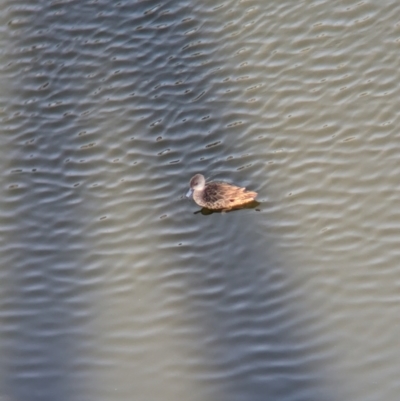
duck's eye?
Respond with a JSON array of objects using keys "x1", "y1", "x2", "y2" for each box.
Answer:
[{"x1": 193, "y1": 181, "x2": 198, "y2": 185}]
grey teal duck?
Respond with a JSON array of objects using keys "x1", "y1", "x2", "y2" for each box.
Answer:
[{"x1": 186, "y1": 173, "x2": 257, "y2": 210}]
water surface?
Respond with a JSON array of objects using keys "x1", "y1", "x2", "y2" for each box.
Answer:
[{"x1": 1, "y1": 1, "x2": 400, "y2": 401}]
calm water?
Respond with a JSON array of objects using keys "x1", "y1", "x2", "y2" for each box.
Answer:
[{"x1": 1, "y1": 1, "x2": 400, "y2": 400}]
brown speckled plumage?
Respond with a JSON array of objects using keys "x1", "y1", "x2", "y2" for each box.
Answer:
[{"x1": 186, "y1": 174, "x2": 257, "y2": 210}]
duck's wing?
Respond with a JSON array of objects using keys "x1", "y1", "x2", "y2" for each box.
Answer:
[
  {"x1": 203, "y1": 182, "x2": 228, "y2": 204},
  {"x1": 205, "y1": 182, "x2": 257, "y2": 207}
]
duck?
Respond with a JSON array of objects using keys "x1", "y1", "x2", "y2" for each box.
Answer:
[{"x1": 186, "y1": 173, "x2": 257, "y2": 210}]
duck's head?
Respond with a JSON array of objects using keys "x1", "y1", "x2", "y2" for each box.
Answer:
[{"x1": 186, "y1": 174, "x2": 206, "y2": 198}]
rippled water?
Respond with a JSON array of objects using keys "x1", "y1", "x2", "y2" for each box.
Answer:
[{"x1": 1, "y1": 1, "x2": 400, "y2": 400}]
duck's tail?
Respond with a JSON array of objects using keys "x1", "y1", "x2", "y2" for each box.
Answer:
[
  {"x1": 248, "y1": 190, "x2": 258, "y2": 198},
  {"x1": 242, "y1": 189, "x2": 258, "y2": 201}
]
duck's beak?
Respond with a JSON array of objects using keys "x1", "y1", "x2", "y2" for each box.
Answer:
[{"x1": 186, "y1": 189, "x2": 193, "y2": 199}]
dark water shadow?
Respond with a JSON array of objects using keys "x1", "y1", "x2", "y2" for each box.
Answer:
[
  {"x1": 179, "y1": 216, "x2": 333, "y2": 401},
  {"x1": 1, "y1": 139, "x2": 89, "y2": 401},
  {"x1": 0, "y1": 5, "x2": 95, "y2": 400}
]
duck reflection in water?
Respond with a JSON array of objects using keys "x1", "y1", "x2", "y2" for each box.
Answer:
[{"x1": 186, "y1": 173, "x2": 259, "y2": 214}]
